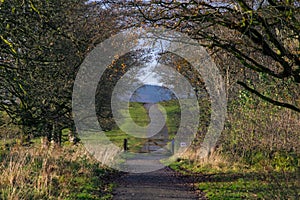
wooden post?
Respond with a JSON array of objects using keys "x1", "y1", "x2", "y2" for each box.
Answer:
[
  {"x1": 171, "y1": 139, "x2": 175, "y2": 154},
  {"x1": 123, "y1": 138, "x2": 128, "y2": 152}
]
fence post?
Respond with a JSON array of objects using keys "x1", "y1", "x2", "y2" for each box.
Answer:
[
  {"x1": 123, "y1": 138, "x2": 128, "y2": 152},
  {"x1": 171, "y1": 139, "x2": 175, "y2": 154}
]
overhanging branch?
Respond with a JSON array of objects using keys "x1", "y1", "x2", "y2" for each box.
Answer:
[{"x1": 237, "y1": 81, "x2": 300, "y2": 112}]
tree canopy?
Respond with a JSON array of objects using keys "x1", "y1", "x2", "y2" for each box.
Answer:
[
  {"x1": 1, "y1": 0, "x2": 299, "y2": 145},
  {"x1": 115, "y1": 0, "x2": 300, "y2": 112},
  {"x1": 0, "y1": 0, "x2": 118, "y2": 142}
]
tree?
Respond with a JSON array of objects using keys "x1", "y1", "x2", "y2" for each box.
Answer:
[
  {"x1": 96, "y1": 49, "x2": 159, "y2": 131},
  {"x1": 120, "y1": 0, "x2": 300, "y2": 112},
  {"x1": 0, "y1": 0, "x2": 118, "y2": 143}
]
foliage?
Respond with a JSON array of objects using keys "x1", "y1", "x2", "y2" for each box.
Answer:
[
  {"x1": 121, "y1": 0, "x2": 300, "y2": 112},
  {"x1": 220, "y1": 82, "x2": 300, "y2": 166},
  {"x1": 96, "y1": 50, "x2": 150, "y2": 131},
  {"x1": 0, "y1": 111, "x2": 20, "y2": 141},
  {"x1": 0, "y1": 0, "x2": 118, "y2": 143}
]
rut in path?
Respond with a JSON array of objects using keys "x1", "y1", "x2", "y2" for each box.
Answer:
[{"x1": 112, "y1": 167, "x2": 201, "y2": 200}]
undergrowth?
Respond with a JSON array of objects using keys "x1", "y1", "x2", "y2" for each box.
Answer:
[{"x1": 0, "y1": 142, "x2": 116, "y2": 200}]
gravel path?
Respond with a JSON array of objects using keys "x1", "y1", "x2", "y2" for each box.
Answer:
[
  {"x1": 112, "y1": 167, "x2": 200, "y2": 200},
  {"x1": 112, "y1": 103, "x2": 202, "y2": 199}
]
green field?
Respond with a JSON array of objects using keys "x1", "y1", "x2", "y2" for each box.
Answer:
[{"x1": 104, "y1": 100, "x2": 181, "y2": 153}]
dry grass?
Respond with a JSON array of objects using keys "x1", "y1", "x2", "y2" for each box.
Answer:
[
  {"x1": 0, "y1": 143, "x2": 114, "y2": 200},
  {"x1": 179, "y1": 148, "x2": 231, "y2": 172},
  {"x1": 0, "y1": 147, "x2": 52, "y2": 199}
]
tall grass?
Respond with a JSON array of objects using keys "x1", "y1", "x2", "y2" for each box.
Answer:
[{"x1": 0, "y1": 143, "x2": 115, "y2": 200}]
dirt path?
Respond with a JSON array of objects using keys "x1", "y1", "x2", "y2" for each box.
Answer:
[
  {"x1": 111, "y1": 103, "x2": 202, "y2": 199},
  {"x1": 112, "y1": 167, "x2": 201, "y2": 200}
]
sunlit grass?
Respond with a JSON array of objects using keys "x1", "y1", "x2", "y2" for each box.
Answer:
[
  {"x1": 170, "y1": 158, "x2": 300, "y2": 200},
  {"x1": 104, "y1": 100, "x2": 182, "y2": 153}
]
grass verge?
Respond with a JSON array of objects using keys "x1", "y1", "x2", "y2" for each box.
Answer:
[
  {"x1": 0, "y1": 142, "x2": 117, "y2": 200},
  {"x1": 170, "y1": 155, "x2": 300, "y2": 200}
]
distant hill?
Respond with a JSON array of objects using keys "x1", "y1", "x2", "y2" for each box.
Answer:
[{"x1": 130, "y1": 84, "x2": 176, "y2": 103}]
